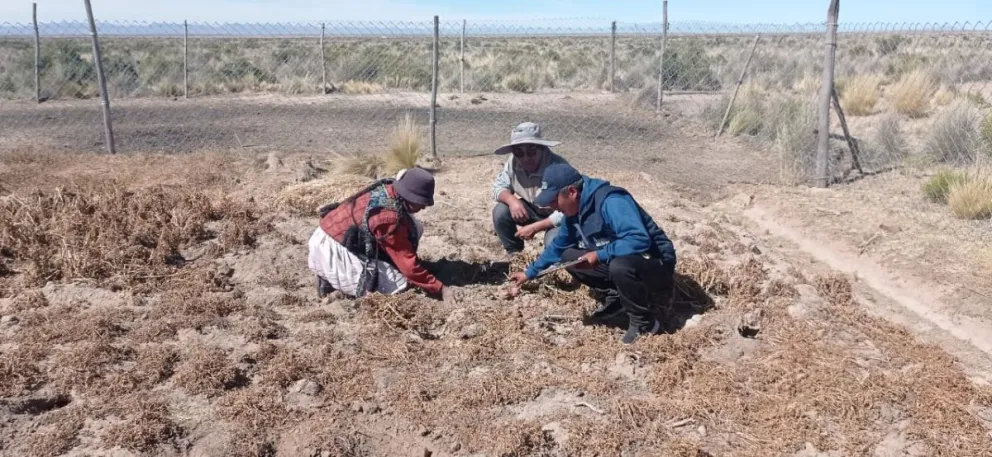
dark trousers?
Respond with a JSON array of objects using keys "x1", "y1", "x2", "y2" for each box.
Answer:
[
  {"x1": 561, "y1": 248, "x2": 675, "y2": 328},
  {"x1": 493, "y1": 201, "x2": 560, "y2": 254}
]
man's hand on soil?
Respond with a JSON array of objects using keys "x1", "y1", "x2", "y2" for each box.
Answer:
[{"x1": 508, "y1": 272, "x2": 528, "y2": 287}]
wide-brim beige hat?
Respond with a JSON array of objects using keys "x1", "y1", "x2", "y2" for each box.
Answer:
[{"x1": 493, "y1": 122, "x2": 561, "y2": 155}]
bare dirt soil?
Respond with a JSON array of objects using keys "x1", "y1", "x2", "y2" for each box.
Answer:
[
  {"x1": 2, "y1": 149, "x2": 991, "y2": 457},
  {"x1": 0, "y1": 91, "x2": 779, "y2": 202}
]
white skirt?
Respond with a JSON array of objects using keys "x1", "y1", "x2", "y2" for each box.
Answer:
[{"x1": 306, "y1": 218, "x2": 422, "y2": 297}]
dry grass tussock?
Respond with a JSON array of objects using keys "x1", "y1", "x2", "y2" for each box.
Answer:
[
  {"x1": 888, "y1": 69, "x2": 936, "y2": 118},
  {"x1": 384, "y1": 112, "x2": 422, "y2": 176},
  {"x1": 0, "y1": 182, "x2": 270, "y2": 287},
  {"x1": 173, "y1": 345, "x2": 242, "y2": 396},
  {"x1": 339, "y1": 80, "x2": 384, "y2": 94},
  {"x1": 103, "y1": 397, "x2": 184, "y2": 453},
  {"x1": 922, "y1": 169, "x2": 968, "y2": 203},
  {"x1": 947, "y1": 174, "x2": 992, "y2": 220},
  {"x1": 925, "y1": 101, "x2": 983, "y2": 164},
  {"x1": 840, "y1": 74, "x2": 882, "y2": 116}
]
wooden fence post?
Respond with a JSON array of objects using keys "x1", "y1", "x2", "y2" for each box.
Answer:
[
  {"x1": 460, "y1": 19, "x2": 465, "y2": 94},
  {"x1": 610, "y1": 21, "x2": 616, "y2": 93},
  {"x1": 815, "y1": 0, "x2": 840, "y2": 187},
  {"x1": 656, "y1": 0, "x2": 668, "y2": 112},
  {"x1": 33, "y1": 3, "x2": 40, "y2": 103},
  {"x1": 183, "y1": 20, "x2": 188, "y2": 99},
  {"x1": 84, "y1": 0, "x2": 115, "y2": 154},
  {"x1": 320, "y1": 23, "x2": 327, "y2": 94},
  {"x1": 429, "y1": 15, "x2": 439, "y2": 161},
  {"x1": 717, "y1": 35, "x2": 760, "y2": 137}
]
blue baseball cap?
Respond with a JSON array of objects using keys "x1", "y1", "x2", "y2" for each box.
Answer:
[{"x1": 534, "y1": 162, "x2": 583, "y2": 207}]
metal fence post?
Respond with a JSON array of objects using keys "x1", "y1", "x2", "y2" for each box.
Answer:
[
  {"x1": 183, "y1": 20, "x2": 188, "y2": 99},
  {"x1": 33, "y1": 3, "x2": 41, "y2": 104},
  {"x1": 656, "y1": 0, "x2": 668, "y2": 112},
  {"x1": 429, "y1": 15, "x2": 439, "y2": 161},
  {"x1": 84, "y1": 0, "x2": 116, "y2": 154},
  {"x1": 320, "y1": 23, "x2": 327, "y2": 94},
  {"x1": 460, "y1": 19, "x2": 466, "y2": 94},
  {"x1": 610, "y1": 21, "x2": 617, "y2": 93},
  {"x1": 815, "y1": 0, "x2": 840, "y2": 187}
]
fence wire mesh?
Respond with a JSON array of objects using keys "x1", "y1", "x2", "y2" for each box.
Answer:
[{"x1": 0, "y1": 19, "x2": 990, "y2": 188}]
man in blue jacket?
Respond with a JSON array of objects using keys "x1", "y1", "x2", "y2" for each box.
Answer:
[{"x1": 509, "y1": 162, "x2": 677, "y2": 344}]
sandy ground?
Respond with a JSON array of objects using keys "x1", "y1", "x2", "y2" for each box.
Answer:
[
  {"x1": 0, "y1": 91, "x2": 778, "y2": 203},
  {"x1": 1, "y1": 148, "x2": 991, "y2": 457}
]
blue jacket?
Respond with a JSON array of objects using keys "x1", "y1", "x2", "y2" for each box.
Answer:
[{"x1": 525, "y1": 176, "x2": 677, "y2": 280}]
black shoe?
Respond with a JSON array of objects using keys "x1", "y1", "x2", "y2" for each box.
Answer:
[
  {"x1": 621, "y1": 319, "x2": 662, "y2": 345},
  {"x1": 590, "y1": 295, "x2": 623, "y2": 319},
  {"x1": 316, "y1": 276, "x2": 334, "y2": 298}
]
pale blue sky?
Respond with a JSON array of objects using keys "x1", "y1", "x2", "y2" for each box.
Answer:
[{"x1": 0, "y1": 0, "x2": 985, "y2": 24}]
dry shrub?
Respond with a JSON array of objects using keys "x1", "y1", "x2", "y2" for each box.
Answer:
[
  {"x1": 922, "y1": 169, "x2": 968, "y2": 203},
  {"x1": 335, "y1": 152, "x2": 386, "y2": 179},
  {"x1": 502, "y1": 73, "x2": 534, "y2": 93},
  {"x1": 840, "y1": 74, "x2": 882, "y2": 116},
  {"x1": 132, "y1": 345, "x2": 179, "y2": 385},
  {"x1": 340, "y1": 81, "x2": 384, "y2": 94},
  {"x1": 152, "y1": 284, "x2": 245, "y2": 330},
  {"x1": 889, "y1": 69, "x2": 936, "y2": 118},
  {"x1": 924, "y1": 102, "x2": 983, "y2": 164},
  {"x1": 677, "y1": 257, "x2": 730, "y2": 296},
  {"x1": 20, "y1": 304, "x2": 132, "y2": 346},
  {"x1": 384, "y1": 113, "x2": 422, "y2": 176},
  {"x1": 9, "y1": 289, "x2": 49, "y2": 312},
  {"x1": 217, "y1": 385, "x2": 288, "y2": 430},
  {"x1": 173, "y1": 345, "x2": 241, "y2": 396},
  {"x1": 0, "y1": 183, "x2": 264, "y2": 286},
  {"x1": 727, "y1": 83, "x2": 764, "y2": 136},
  {"x1": 727, "y1": 256, "x2": 767, "y2": 299},
  {"x1": 227, "y1": 428, "x2": 277, "y2": 457},
  {"x1": 237, "y1": 306, "x2": 288, "y2": 342},
  {"x1": 49, "y1": 340, "x2": 133, "y2": 393},
  {"x1": 103, "y1": 397, "x2": 184, "y2": 452},
  {"x1": 357, "y1": 291, "x2": 445, "y2": 336},
  {"x1": 815, "y1": 273, "x2": 853, "y2": 306},
  {"x1": 933, "y1": 85, "x2": 957, "y2": 106},
  {"x1": 947, "y1": 175, "x2": 992, "y2": 219},
  {"x1": 23, "y1": 407, "x2": 85, "y2": 457},
  {"x1": 0, "y1": 345, "x2": 48, "y2": 396},
  {"x1": 764, "y1": 278, "x2": 798, "y2": 299},
  {"x1": 215, "y1": 199, "x2": 274, "y2": 250},
  {"x1": 275, "y1": 172, "x2": 372, "y2": 216},
  {"x1": 256, "y1": 346, "x2": 316, "y2": 388},
  {"x1": 873, "y1": 113, "x2": 907, "y2": 161}
]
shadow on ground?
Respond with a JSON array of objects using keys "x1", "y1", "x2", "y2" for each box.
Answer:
[
  {"x1": 580, "y1": 273, "x2": 716, "y2": 333},
  {"x1": 426, "y1": 258, "x2": 510, "y2": 287}
]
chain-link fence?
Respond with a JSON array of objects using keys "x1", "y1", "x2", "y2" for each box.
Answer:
[{"x1": 1, "y1": 17, "x2": 990, "y2": 186}]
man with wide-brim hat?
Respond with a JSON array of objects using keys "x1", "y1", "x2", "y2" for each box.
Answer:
[
  {"x1": 308, "y1": 167, "x2": 455, "y2": 302},
  {"x1": 490, "y1": 122, "x2": 573, "y2": 259}
]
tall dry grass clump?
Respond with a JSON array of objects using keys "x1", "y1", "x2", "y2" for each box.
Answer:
[
  {"x1": 726, "y1": 83, "x2": 765, "y2": 136},
  {"x1": 889, "y1": 69, "x2": 936, "y2": 118},
  {"x1": 873, "y1": 113, "x2": 907, "y2": 161},
  {"x1": 384, "y1": 113, "x2": 422, "y2": 175},
  {"x1": 947, "y1": 174, "x2": 992, "y2": 220},
  {"x1": 924, "y1": 101, "x2": 982, "y2": 164},
  {"x1": 840, "y1": 74, "x2": 882, "y2": 116}
]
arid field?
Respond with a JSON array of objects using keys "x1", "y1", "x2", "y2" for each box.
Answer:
[{"x1": 1, "y1": 25, "x2": 992, "y2": 457}]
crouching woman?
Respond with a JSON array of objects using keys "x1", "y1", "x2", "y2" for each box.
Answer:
[{"x1": 307, "y1": 167, "x2": 452, "y2": 301}]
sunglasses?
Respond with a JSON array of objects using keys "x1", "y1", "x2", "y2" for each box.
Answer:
[{"x1": 512, "y1": 145, "x2": 543, "y2": 158}]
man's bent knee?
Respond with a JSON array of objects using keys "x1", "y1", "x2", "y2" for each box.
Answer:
[{"x1": 607, "y1": 256, "x2": 639, "y2": 278}]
